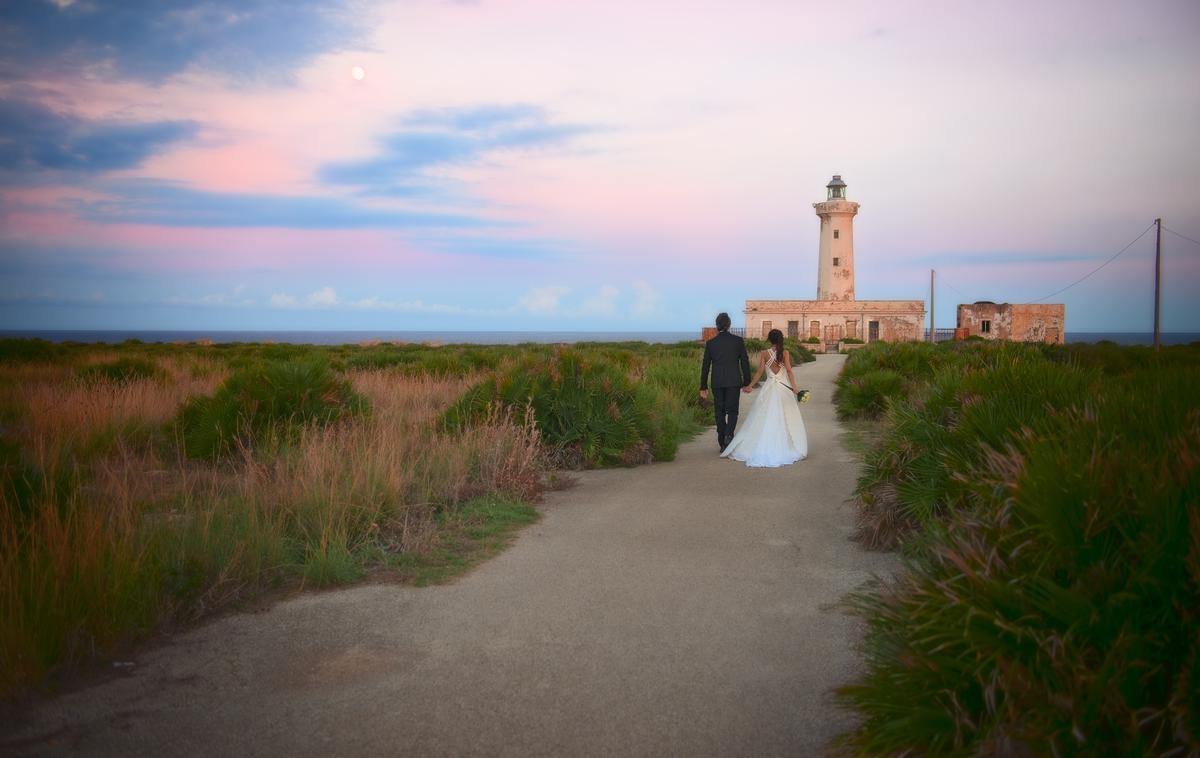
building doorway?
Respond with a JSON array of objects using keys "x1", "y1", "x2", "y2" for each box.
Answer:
[
  {"x1": 787, "y1": 320, "x2": 799, "y2": 339},
  {"x1": 824, "y1": 324, "x2": 843, "y2": 345},
  {"x1": 868, "y1": 320, "x2": 879, "y2": 342}
]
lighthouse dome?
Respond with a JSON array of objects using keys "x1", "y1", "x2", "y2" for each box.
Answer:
[{"x1": 826, "y1": 175, "x2": 847, "y2": 200}]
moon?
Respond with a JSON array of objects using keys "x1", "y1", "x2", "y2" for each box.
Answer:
[{"x1": 351, "y1": 66, "x2": 365, "y2": 81}]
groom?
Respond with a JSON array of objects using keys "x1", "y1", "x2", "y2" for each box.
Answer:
[{"x1": 699, "y1": 312, "x2": 752, "y2": 452}]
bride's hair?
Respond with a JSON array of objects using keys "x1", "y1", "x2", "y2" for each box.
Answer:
[{"x1": 767, "y1": 328, "x2": 785, "y2": 364}]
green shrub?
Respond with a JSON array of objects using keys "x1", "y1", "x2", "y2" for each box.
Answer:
[
  {"x1": 77, "y1": 357, "x2": 162, "y2": 384},
  {"x1": 0, "y1": 339, "x2": 66, "y2": 363},
  {"x1": 840, "y1": 337, "x2": 865, "y2": 344},
  {"x1": 834, "y1": 342, "x2": 1200, "y2": 754},
  {"x1": 345, "y1": 351, "x2": 415, "y2": 370},
  {"x1": 833, "y1": 368, "x2": 905, "y2": 420},
  {"x1": 444, "y1": 347, "x2": 701, "y2": 467},
  {"x1": 851, "y1": 347, "x2": 1101, "y2": 545},
  {"x1": 445, "y1": 349, "x2": 640, "y2": 467},
  {"x1": 176, "y1": 359, "x2": 369, "y2": 460},
  {"x1": 802, "y1": 336, "x2": 821, "y2": 344},
  {"x1": 838, "y1": 365, "x2": 1200, "y2": 755}
]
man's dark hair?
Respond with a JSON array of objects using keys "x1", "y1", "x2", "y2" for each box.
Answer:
[{"x1": 715, "y1": 312, "x2": 731, "y2": 331}]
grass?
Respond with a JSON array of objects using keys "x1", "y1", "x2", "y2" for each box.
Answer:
[
  {"x1": 0, "y1": 338, "x2": 706, "y2": 698},
  {"x1": 388, "y1": 495, "x2": 540, "y2": 586},
  {"x1": 832, "y1": 340, "x2": 1200, "y2": 755}
]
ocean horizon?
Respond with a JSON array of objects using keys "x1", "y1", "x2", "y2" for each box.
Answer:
[{"x1": 2, "y1": 329, "x2": 1198, "y2": 346}]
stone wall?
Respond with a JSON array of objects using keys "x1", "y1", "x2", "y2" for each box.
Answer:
[
  {"x1": 956, "y1": 303, "x2": 1064, "y2": 344},
  {"x1": 744, "y1": 299, "x2": 925, "y2": 344},
  {"x1": 1010, "y1": 304, "x2": 1065, "y2": 344}
]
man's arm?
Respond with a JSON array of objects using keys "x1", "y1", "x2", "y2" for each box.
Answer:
[
  {"x1": 738, "y1": 339, "x2": 752, "y2": 386},
  {"x1": 699, "y1": 340, "x2": 712, "y2": 396}
]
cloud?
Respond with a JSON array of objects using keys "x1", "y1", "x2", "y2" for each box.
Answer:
[
  {"x1": 580, "y1": 285, "x2": 620, "y2": 316},
  {"x1": 0, "y1": 0, "x2": 365, "y2": 83},
  {"x1": 68, "y1": 179, "x2": 495, "y2": 229},
  {"x1": 518, "y1": 285, "x2": 570, "y2": 315},
  {"x1": 306, "y1": 286, "x2": 338, "y2": 307},
  {"x1": 319, "y1": 104, "x2": 592, "y2": 196},
  {"x1": 266, "y1": 289, "x2": 469, "y2": 315},
  {"x1": 631, "y1": 279, "x2": 662, "y2": 317},
  {"x1": 0, "y1": 97, "x2": 198, "y2": 176}
]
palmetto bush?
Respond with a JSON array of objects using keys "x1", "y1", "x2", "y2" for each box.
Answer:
[
  {"x1": 835, "y1": 341, "x2": 953, "y2": 420},
  {"x1": 836, "y1": 342, "x2": 1200, "y2": 755},
  {"x1": 76, "y1": 357, "x2": 163, "y2": 384},
  {"x1": 177, "y1": 359, "x2": 369, "y2": 460},
  {"x1": 854, "y1": 353, "x2": 1100, "y2": 548},
  {"x1": 445, "y1": 346, "x2": 703, "y2": 467},
  {"x1": 445, "y1": 349, "x2": 642, "y2": 467}
]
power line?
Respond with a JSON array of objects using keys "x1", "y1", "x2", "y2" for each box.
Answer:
[
  {"x1": 1163, "y1": 226, "x2": 1200, "y2": 247},
  {"x1": 1024, "y1": 221, "x2": 1157, "y2": 304},
  {"x1": 937, "y1": 275, "x2": 974, "y2": 303}
]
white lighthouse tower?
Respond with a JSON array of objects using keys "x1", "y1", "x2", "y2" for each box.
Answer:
[{"x1": 813, "y1": 175, "x2": 859, "y2": 302}]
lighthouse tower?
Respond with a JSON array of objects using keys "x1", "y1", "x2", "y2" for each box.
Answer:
[{"x1": 813, "y1": 175, "x2": 859, "y2": 301}]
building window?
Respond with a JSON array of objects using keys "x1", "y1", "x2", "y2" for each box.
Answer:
[
  {"x1": 762, "y1": 320, "x2": 772, "y2": 338},
  {"x1": 787, "y1": 320, "x2": 798, "y2": 338},
  {"x1": 833, "y1": 229, "x2": 840, "y2": 239},
  {"x1": 810, "y1": 320, "x2": 820, "y2": 339},
  {"x1": 846, "y1": 320, "x2": 857, "y2": 339},
  {"x1": 981, "y1": 320, "x2": 991, "y2": 334},
  {"x1": 833, "y1": 257, "x2": 839, "y2": 266}
]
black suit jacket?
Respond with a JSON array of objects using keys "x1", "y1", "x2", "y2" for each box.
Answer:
[{"x1": 700, "y1": 330, "x2": 752, "y2": 390}]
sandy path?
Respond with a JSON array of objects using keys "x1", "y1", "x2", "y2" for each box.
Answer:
[{"x1": 7, "y1": 353, "x2": 896, "y2": 757}]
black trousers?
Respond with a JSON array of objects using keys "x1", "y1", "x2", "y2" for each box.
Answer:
[{"x1": 712, "y1": 386, "x2": 742, "y2": 443}]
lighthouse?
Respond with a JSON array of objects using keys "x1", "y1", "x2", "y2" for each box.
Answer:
[
  {"x1": 743, "y1": 174, "x2": 924, "y2": 347},
  {"x1": 813, "y1": 175, "x2": 859, "y2": 302}
]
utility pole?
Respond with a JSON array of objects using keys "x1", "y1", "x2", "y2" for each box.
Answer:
[
  {"x1": 929, "y1": 269, "x2": 935, "y2": 343},
  {"x1": 1154, "y1": 218, "x2": 1162, "y2": 352}
]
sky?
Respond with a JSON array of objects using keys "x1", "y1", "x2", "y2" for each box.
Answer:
[{"x1": 1, "y1": 0, "x2": 1198, "y2": 333}]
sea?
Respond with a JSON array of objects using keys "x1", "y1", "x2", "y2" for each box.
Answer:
[{"x1": 2, "y1": 330, "x2": 1198, "y2": 346}]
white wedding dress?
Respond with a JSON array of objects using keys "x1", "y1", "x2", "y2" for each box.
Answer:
[{"x1": 721, "y1": 350, "x2": 808, "y2": 467}]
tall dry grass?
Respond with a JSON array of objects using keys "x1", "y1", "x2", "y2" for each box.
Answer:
[{"x1": 1, "y1": 361, "x2": 540, "y2": 696}]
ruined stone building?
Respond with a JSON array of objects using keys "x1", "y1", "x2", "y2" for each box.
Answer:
[
  {"x1": 743, "y1": 176, "x2": 925, "y2": 348},
  {"x1": 956, "y1": 302, "x2": 1065, "y2": 344}
]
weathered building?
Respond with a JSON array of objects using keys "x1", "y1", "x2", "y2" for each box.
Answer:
[
  {"x1": 743, "y1": 176, "x2": 925, "y2": 348},
  {"x1": 956, "y1": 302, "x2": 1065, "y2": 344}
]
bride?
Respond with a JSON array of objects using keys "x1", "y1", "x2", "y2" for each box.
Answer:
[{"x1": 721, "y1": 328, "x2": 808, "y2": 467}]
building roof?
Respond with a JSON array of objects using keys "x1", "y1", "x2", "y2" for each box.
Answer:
[{"x1": 826, "y1": 175, "x2": 847, "y2": 188}]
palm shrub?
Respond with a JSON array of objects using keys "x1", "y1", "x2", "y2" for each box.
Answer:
[
  {"x1": 77, "y1": 357, "x2": 162, "y2": 384},
  {"x1": 835, "y1": 342, "x2": 944, "y2": 420},
  {"x1": 853, "y1": 348, "x2": 1101, "y2": 548},
  {"x1": 176, "y1": 359, "x2": 369, "y2": 460},
  {"x1": 345, "y1": 351, "x2": 417, "y2": 371},
  {"x1": 0, "y1": 338, "x2": 68, "y2": 363},
  {"x1": 444, "y1": 347, "x2": 701, "y2": 467},
  {"x1": 444, "y1": 349, "x2": 641, "y2": 467},
  {"x1": 833, "y1": 368, "x2": 906, "y2": 420},
  {"x1": 838, "y1": 364, "x2": 1200, "y2": 755}
]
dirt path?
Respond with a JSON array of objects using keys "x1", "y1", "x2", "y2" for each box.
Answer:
[{"x1": 9, "y1": 353, "x2": 896, "y2": 757}]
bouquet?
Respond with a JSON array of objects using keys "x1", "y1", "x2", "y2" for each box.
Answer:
[{"x1": 796, "y1": 390, "x2": 810, "y2": 404}]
